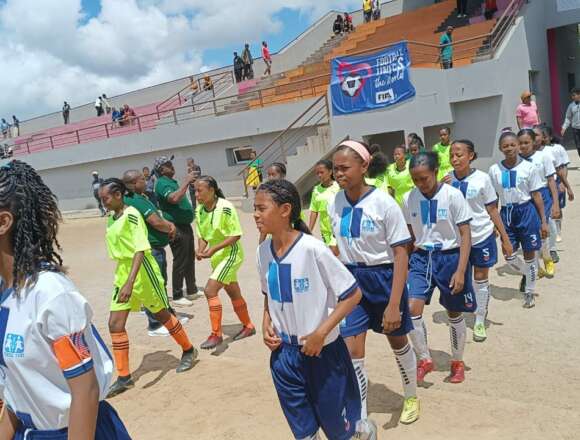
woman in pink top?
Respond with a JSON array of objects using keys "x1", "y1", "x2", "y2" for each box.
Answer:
[
  {"x1": 516, "y1": 90, "x2": 541, "y2": 129},
  {"x1": 262, "y1": 41, "x2": 272, "y2": 76}
]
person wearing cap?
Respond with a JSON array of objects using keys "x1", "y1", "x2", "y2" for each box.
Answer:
[
  {"x1": 91, "y1": 171, "x2": 106, "y2": 216},
  {"x1": 154, "y1": 156, "x2": 198, "y2": 307},
  {"x1": 516, "y1": 91, "x2": 541, "y2": 129}
]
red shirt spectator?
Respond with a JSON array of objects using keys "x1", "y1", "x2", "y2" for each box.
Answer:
[{"x1": 262, "y1": 41, "x2": 272, "y2": 76}]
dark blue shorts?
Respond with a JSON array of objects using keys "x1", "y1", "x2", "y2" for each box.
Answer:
[
  {"x1": 14, "y1": 401, "x2": 131, "y2": 439},
  {"x1": 340, "y1": 264, "x2": 413, "y2": 338},
  {"x1": 470, "y1": 233, "x2": 498, "y2": 268},
  {"x1": 408, "y1": 248, "x2": 476, "y2": 313},
  {"x1": 501, "y1": 201, "x2": 542, "y2": 252},
  {"x1": 270, "y1": 337, "x2": 360, "y2": 440},
  {"x1": 539, "y1": 186, "x2": 553, "y2": 220}
]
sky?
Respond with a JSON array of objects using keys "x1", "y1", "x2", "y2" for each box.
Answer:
[{"x1": 0, "y1": 0, "x2": 360, "y2": 121}]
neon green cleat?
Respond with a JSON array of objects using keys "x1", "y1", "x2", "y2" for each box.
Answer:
[
  {"x1": 399, "y1": 397, "x2": 420, "y2": 425},
  {"x1": 543, "y1": 259, "x2": 555, "y2": 278},
  {"x1": 473, "y1": 323, "x2": 487, "y2": 342}
]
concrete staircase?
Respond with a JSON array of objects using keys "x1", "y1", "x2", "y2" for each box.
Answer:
[{"x1": 300, "y1": 33, "x2": 347, "y2": 66}]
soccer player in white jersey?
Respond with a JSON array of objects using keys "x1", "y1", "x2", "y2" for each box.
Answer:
[
  {"x1": 448, "y1": 140, "x2": 514, "y2": 342},
  {"x1": 254, "y1": 179, "x2": 369, "y2": 440},
  {"x1": 489, "y1": 132, "x2": 548, "y2": 308},
  {"x1": 403, "y1": 152, "x2": 475, "y2": 384},
  {"x1": 0, "y1": 161, "x2": 131, "y2": 439},
  {"x1": 328, "y1": 140, "x2": 419, "y2": 426},
  {"x1": 537, "y1": 125, "x2": 575, "y2": 260},
  {"x1": 517, "y1": 129, "x2": 560, "y2": 279}
]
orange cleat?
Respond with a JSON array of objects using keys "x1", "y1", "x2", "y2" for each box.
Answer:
[{"x1": 449, "y1": 360, "x2": 465, "y2": 384}]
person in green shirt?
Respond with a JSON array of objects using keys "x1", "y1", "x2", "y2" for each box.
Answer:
[
  {"x1": 308, "y1": 160, "x2": 340, "y2": 250},
  {"x1": 123, "y1": 169, "x2": 178, "y2": 336},
  {"x1": 154, "y1": 156, "x2": 197, "y2": 307},
  {"x1": 194, "y1": 176, "x2": 255, "y2": 350},
  {"x1": 439, "y1": 26, "x2": 453, "y2": 69},
  {"x1": 432, "y1": 127, "x2": 453, "y2": 180},
  {"x1": 365, "y1": 149, "x2": 390, "y2": 193},
  {"x1": 386, "y1": 145, "x2": 415, "y2": 206}
]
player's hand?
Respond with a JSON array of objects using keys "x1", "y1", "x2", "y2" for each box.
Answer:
[
  {"x1": 501, "y1": 239, "x2": 514, "y2": 259},
  {"x1": 329, "y1": 245, "x2": 340, "y2": 257},
  {"x1": 568, "y1": 188, "x2": 575, "y2": 202},
  {"x1": 551, "y1": 205, "x2": 561, "y2": 220},
  {"x1": 540, "y1": 222, "x2": 549, "y2": 239},
  {"x1": 300, "y1": 330, "x2": 325, "y2": 357},
  {"x1": 118, "y1": 282, "x2": 133, "y2": 303},
  {"x1": 262, "y1": 322, "x2": 281, "y2": 352},
  {"x1": 382, "y1": 303, "x2": 402, "y2": 334},
  {"x1": 449, "y1": 270, "x2": 465, "y2": 295},
  {"x1": 195, "y1": 248, "x2": 207, "y2": 260},
  {"x1": 441, "y1": 174, "x2": 453, "y2": 184}
]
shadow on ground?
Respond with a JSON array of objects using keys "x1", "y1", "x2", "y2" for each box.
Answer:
[{"x1": 131, "y1": 350, "x2": 200, "y2": 389}]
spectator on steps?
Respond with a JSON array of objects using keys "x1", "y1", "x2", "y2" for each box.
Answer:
[
  {"x1": 363, "y1": 0, "x2": 372, "y2": 23},
  {"x1": 344, "y1": 12, "x2": 354, "y2": 32},
  {"x1": 185, "y1": 76, "x2": 199, "y2": 102},
  {"x1": 111, "y1": 107, "x2": 123, "y2": 127},
  {"x1": 262, "y1": 41, "x2": 272, "y2": 77},
  {"x1": 101, "y1": 94, "x2": 112, "y2": 114},
  {"x1": 242, "y1": 44, "x2": 254, "y2": 80},
  {"x1": 439, "y1": 26, "x2": 454, "y2": 69},
  {"x1": 516, "y1": 91, "x2": 540, "y2": 129},
  {"x1": 121, "y1": 104, "x2": 136, "y2": 126},
  {"x1": 62, "y1": 101, "x2": 71, "y2": 124},
  {"x1": 203, "y1": 75, "x2": 214, "y2": 92},
  {"x1": 233, "y1": 52, "x2": 244, "y2": 83},
  {"x1": 11, "y1": 116, "x2": 19, "y2": 137},
  {"x1": 95, "y1": 96, "x2": 104, "y2": 116},
  {"x1": 373, "y1": 0, "x2": 381, "y2": 20},
  {"x1": 333, "y1": 14, "x2": 344, "y2": 35},
  {"x1": 1, "y1": 119, "x2": 10, "y2": 139}
]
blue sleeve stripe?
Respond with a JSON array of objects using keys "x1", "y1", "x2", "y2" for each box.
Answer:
[
  {"x1": 338, "y1": 281, "x2": 359, "y2": 301},
  {"x1": 456, "y1": 218, "x2": 472, "y2": 226},
  {"x1": 63, "y1": 359, "x2": 94, "y2": 379},
  {"x1": 391, "y1": 237, "x2": 413, "y2": 248}
]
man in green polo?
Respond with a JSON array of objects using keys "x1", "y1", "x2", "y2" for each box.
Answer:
[{"x1": 154, "y1": 155, "x2": 198, "y2": 307}]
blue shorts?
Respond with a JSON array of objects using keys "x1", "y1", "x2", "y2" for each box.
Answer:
[
  {"x1": 539, "y1": 186, "x2": 553, "y2": 220},
  {"x1": 14, "y1": 401, "x2": 131, "y2": 439},
  {"x1": 470, "y1": 233, "x2": 498, "y2": 268},
  {"x1": 500, "y1": 201, "x2": 542, "y2": 252},
  {"x1": 340, "y1": 264, "x2": 413, "y2": 338},
  {"x1": 270, "y1": 337, "x2": 360, "y2": 440},
  {"x1": 408, "y1": 248, "x2": 476, "y2": 313}
]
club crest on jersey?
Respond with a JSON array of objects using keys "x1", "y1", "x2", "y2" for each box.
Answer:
[
  {"x1": 361, "y1": 218, "x2": 376, "y2": 232},
  {"x1": 4, "y1": 334, "x2": 24, "y2": 358},
  {"x1": 437, "y1": 208, "x2": 448, "y2": 219},
  {"x1": 293, "y1": 278, "x2": 310, "y2": 293}
]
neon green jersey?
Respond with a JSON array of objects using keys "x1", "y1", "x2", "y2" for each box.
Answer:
[
  {"x1": 387, "y1": 161, "x2": 414, "y2": 206},
  {"x1": 106, "y1": 206, "x2": 151, "y2": 261},
  {"x1": 433, "y1": 143, "x2": 453, "y2": 178},
  {"x1": 309, "y1": 182, "x2": 339, "y2": 243},
  {"x1": 195, "y1": 198, "x2": 244, "y2": 263}
]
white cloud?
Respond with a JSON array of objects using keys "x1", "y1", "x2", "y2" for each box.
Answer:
[{"x1": 0, "y1": 0, "x2": 358, "y2": 120}]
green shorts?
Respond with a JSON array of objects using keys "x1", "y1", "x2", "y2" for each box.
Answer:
[
  {"x1": 210, "y1": 244, "x2": 243, "y2": 285},
  {"x1": 111, "y1": 254, "x2": 170, "y2": 313}
]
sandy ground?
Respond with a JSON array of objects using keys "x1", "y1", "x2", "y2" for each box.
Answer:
[{"x1": 57, "y1": 158, "x2": 580, "y2": 440}]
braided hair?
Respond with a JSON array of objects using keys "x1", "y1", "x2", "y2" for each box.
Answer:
[
  {"x1": 197, "y1": 175, "x2": 225, "y2": 199},
  {"x1": 257, "y1": 179, "x2": 311, "y2": 234},
  {"x1": 0, "y1": 160, "x2": 63, "y2": 289},
  {"x1": 100, "y1": 177, "x2": 126, "y2": 195}
]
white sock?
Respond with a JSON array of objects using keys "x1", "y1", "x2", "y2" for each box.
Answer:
[
  {"x1": 549, "y1": 218, "x2": 558, "y2": 252},
  {"x1": 393, "y1": 344, "x2": 417, "y2": 399},
  {"x1": 474, "y1": 279, "x2": 490, "y2": 325},
  {"x1": 352, "y1": 358, "x2": 368, "y2": 421},
  {"x1": 448, "y1": 315, "x2": 466, "y2": 361},
  {"x1": 556, "y1": 218, "x2": 562, "y2": 236},
  {"x1": 525, "y1": 259, "x2": 537, "y2": 295},
  {"x1": 506, "y1": 255, "x2": 525, "y2": 274},
  {"x1": 409, "y1": 315, "x2": 430, "y2": 360}
]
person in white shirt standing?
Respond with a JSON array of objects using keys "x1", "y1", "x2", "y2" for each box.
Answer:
[
  {"x1": 403, "y1": 152, "x2": 474, "y2": 385},
  {"x1": 255, "y1": 179, "x2": 367, "y2": 440},
  {"x1": 0, "y1": 160, "x2": 131, "y2": 439},
  {"x1": 447, "y1": 140, "x2": 513, "y2": 343},
  {"x1": 328, "y1": 140, "x2": 420, "y2": 427}
]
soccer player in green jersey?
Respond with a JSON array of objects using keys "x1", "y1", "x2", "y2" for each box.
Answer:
[
  {"x1": 386, "y1": 145, "x2": 415, "y2": 206},
  {"x1": 194, "y1": 176, "x2": 256, "y2": 350},
  {"x1": 99, "y1": 178, "x2": 196, "y2": 397},
  {"x1": 432, "y1": 127, "x2": 454, "y2": 179},
  {"x1": 308, "y1": 160, "x2": 340, "y2": 250}
]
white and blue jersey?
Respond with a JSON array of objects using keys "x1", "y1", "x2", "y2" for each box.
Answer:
[
  {"x1": 521, "y1": 150, "x2": 555, "y2": 219},
  {"x1": 545, "y1": 143, "x2": 570, "y2": 169}
]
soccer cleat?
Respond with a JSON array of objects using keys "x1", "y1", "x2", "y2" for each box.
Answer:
[
  {"x1": 449, "y1": 360, "x2": 465, "y2": 384},
  {"x1": 200, "y1": 333, "x2": 223, "y2": 350},
  {"x1": 107, "y1": 376, "x2": 135, "y2": 398},
  {"x1": 550, "y1": 250, "x2": 560, "y2": 264},
  {"x1": 399, "y1": 397, "x2": 420, "y2": 425},
  {"x1": 185, "y1": 290, "x2": 200, "y2": 301},
  {"x1": 352, "y1": 419, "x2": 377, "y2": 440},
  {"x1": 519, "y1": 276, "x2": 526, "y2": 293},
  {"x1": 176, "y1": 348, "x2": 198, "y2": 373},
  {"x1": 523, "y1": 293, "x2": 535, "y2": 309},
  {"x1": 543, "y1": 259, "x2": 555, "y2": 278},
  {"x1": 233, "y1": 326, "x2": 256, "y2": 341},
  {"x1": 416, "y1": 358, "x2": 434, "y2": 382},
  {"x1": 173, "y1": 297, "x2": 193, "y2": 307},
  {"x1": 556, "y1": 234, "x2": 562, "y2": 243},
  {"x1": 473, "y1": 322, "x2": 487, "y2": 342},
  {"x1": 148, "y1": 326, "x2": 169, "y2": 337},
  {"x1": 537, "y1": 266, "x2": 547, "y2": 279}
]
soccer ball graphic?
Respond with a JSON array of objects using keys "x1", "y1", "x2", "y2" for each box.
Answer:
[{"x1": 341, "y1": 75, "x2": 363, "y2": 97}]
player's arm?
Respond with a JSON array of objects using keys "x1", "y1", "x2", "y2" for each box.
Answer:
[
  {"x1": 406, "y1": 225, "x2": 416, "y2": 253},
  {"x1": 308, "y1": 211, "x2": 319, "y2": 233},
  {"x1": 262, "y1": 296, "x2": 281, "y2": 351},
  {"x1": 531, "y1": 191, "x2": 548, "y2": 239},
  {"x1": 546, "y1": 175, "x2": 561, "y2": 219},
  {"x1": 382, "y1": 244, "x2": 408, "y2": 333},
  {"x1": 485, "y1": 203, "x2": 513, "y2": 257},
  {"x1": 0, "y1": 407, "x2": 18, "y2": 439},
  {"x1": 166, "y1": 174, "x2": 194, "y2": 204},
  {"x1": 204, "y1": 235, "x2": 240, "y2": 257},
  {"x1": 67, "y1": 370, "x2": 99, "y2": 440},
  {"x1": 557, "y1": 167, "x2": 574, "y2": 201},
  {"x1": 195, "y1": 237, "x2": 208, "y2": 260},
  {"x1": 450, "y1": 223, "x2": 471, "y2": 294},
  {"x1": 146, "y1": 213, "x2": 176, "y2": 237},
  {"x1": 119, "y1": 251, "x2": 144, "y2": 303}
]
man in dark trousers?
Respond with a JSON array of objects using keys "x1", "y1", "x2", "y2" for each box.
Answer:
[
  {"x1": 154, "y1": 156, "x2": 198, "y2": 307},
  {"x1": 91, "y1": 171, "x2": 106, "y2": 216},
  {"x1": 233, "y1": 52, "x2": 244, "y2": 83},
  {"x1": 242, "y1": 44, "x2": 254, "y2": 80},
  {"x1": 63, "y1": 101, "x2": 71, "y2": 124}
]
